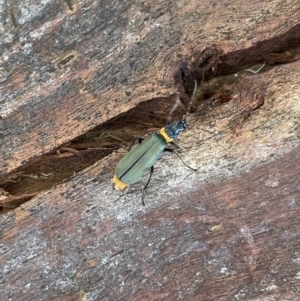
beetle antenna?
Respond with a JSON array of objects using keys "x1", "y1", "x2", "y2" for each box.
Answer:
[
  {"x1": 184, "y1": 80, "x2": 197, "y2": 120},
  {"x1": 166, "y1": 92, "x2": 181, "y2": 124},
  {"x1": 166, "y1": 80, "x2": 197, "y2": 124}
]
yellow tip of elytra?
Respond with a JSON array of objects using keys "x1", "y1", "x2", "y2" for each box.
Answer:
[{"x1": 112, "y1": 175, "x2": 129, "y2": 191}]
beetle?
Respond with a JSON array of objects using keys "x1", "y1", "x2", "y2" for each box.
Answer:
[{"x1": 113, "y1": 80, "x2": 198, "y2": 205}]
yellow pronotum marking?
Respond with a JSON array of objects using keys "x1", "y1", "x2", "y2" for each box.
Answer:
[
  {"x1": 159, "y1": 127, "x2": 174, "y2": 143},
  {"x1": 113, "y1": 175, "x2": 129, "y2": 191}
]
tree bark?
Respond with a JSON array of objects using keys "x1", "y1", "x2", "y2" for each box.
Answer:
[{"x1": 1, "y1": 0, "x2": 300, "y2": 300}]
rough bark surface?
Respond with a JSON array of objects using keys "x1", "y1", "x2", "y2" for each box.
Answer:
[{"x1": 1, "y1": 0, "x2": 300, "y2": 300}]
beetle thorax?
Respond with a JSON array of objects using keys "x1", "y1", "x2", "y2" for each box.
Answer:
[{"x1": 164, "y1": 119, "x2": 187, "y2": 139}]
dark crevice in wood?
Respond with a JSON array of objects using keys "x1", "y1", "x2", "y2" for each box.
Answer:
[
  {"x1": 180, "y1": 23, "x2": 300, "y2": 98},
  {"x1": 0, "y1": 95, "x2": 182, "y2": 213},
  {"x1": 58, "y1": 54, "x2": 76, "y2": 67}
]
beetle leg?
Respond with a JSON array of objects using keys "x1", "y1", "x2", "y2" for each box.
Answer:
[
  {"x1": 170, "y1": 141, "x2": 180, "y2": 149},
  {"x1": 137, "y1": 137, "x2": 145, "y2": 144},
  {"x1": 128, "y1": 136, "x2": 145, "y2": 151},
  {"x1": 141, "y1": 166, "x2": 154, "y2": 206},
  {"x1": 165, "y1": 148, "x2": 197, "y2": 171}
]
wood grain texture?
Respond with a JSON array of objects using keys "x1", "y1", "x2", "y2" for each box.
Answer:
[
  {"x1": 1, "y1": 0, "x2": 300, "y2": 300},
  {"x1": 1, "y1": 59, "x2": 300, "y2": 299}
]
